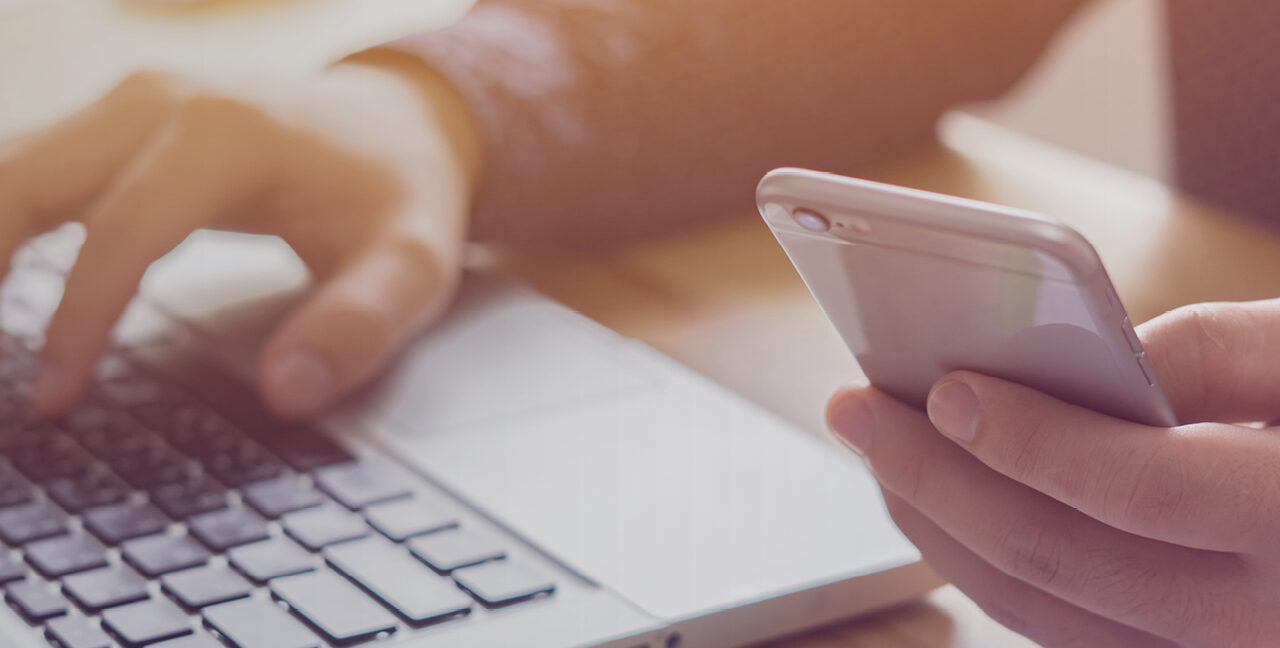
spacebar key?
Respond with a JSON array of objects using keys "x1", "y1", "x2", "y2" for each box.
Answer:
[
  {"x1": 271, "y1": 570, "x2": 398, "y2": 643},
  {"x1": 203, "y1": 598, "x2": 320, "y2": 648}
]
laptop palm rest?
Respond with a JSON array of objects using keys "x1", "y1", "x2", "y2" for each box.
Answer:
[{"x1": 343, "y1": 283, "x2": 925, "y2": 629}]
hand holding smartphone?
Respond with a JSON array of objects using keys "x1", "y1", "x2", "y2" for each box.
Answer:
[{"x1": 759, "y1": 168, "x2": 1177, "y2": 427}]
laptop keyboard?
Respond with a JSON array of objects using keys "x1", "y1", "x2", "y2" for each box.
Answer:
[{"x1": 0, "y1": 326, "x2": 556, "y2": 646}]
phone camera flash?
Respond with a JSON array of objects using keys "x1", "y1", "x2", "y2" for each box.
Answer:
[{"x1": 793, "y1": 209, "x2": 830, "y2": 232}]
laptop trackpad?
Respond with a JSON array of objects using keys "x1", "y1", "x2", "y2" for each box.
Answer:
[
  {"x1": 359, "y1": 283, "x2": 920, "y2": 623},
  {"x1": 352, "y1": 279, "x2": 657, "y2": 436}
]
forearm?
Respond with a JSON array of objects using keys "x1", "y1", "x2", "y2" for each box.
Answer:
[{"x1": 390, "y1": 0, "x2": 1087, "y2": 246}]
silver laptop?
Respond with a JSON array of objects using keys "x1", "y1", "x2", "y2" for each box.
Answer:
[
  {"x1": 0, "y1": 10, "x2": 937, "y2": 648},
  {"x1": 0, "y1": 218, "x2": 938, "y2": 648}
]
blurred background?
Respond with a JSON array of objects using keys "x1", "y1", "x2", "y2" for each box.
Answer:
[{"x1": 957, "y1": 0, "x2": 1169, "y2": 180}]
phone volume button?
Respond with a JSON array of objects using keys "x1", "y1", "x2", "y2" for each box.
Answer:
[
  {"x1": 1136, "y1": 352, "x2": 1158, "y2": 386},
  {"x1": 1121, "y1": 317, "x2": 1143, "y2": 353}
]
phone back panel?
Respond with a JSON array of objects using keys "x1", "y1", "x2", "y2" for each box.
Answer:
[{"x1": 758, "y1": 169, "x2": 1177, "y2": 428}]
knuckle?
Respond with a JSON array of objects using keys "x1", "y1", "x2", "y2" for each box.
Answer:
[
  {"x1": 1108, "y1": 443, "x2": 1189, "y2": 529},
  {"x1": 1003, "y1": 413, "x2": 1053, "y2": 482},
  {"x1": 1163, "y1": 302, "x2": 1243, "y2": 340},
  {"x1": 384, "y1": 234, "x2": 457, "y2": 299},
  {"x1": 1203, "y1": 598, "x2": 1261, "y2": 648},
  {"x1": 327, "y1": 299, "x2": 397, "y2": 361},
  {"x1": 172, "y1": 89, "x2": 265, "y2": 136},
  {"x1": 1078, "y1": 551, "x2": 1166, "y2": 621},
  {"x1": 1212, "y1": 449, "x2": 1280, "y2": 550},
  {"x1": 1086, "y1": 552, "x2": 1240, "y2": 646},
  {"x1": 1150, "y1": 303, "x2": 1254, "y2": 412},
  {"x1": 387, "y1": 234, "x2": 445, "y2": 279},
  {"x1": 998, "y1": 410, "x2": 1088, "y2": 503},
  {"x1": 113, "y1": 69, "x2": 178, "y2": 100},
  {"x1": 994, "y1": 523, "x2": 1066, "y2": 588},
  {"x1": 887, "y1": 444, "x2": 935, "y2": 502},
  {"x1": 1160, "y1": 581, "x2": 1251, "y2": 648}
]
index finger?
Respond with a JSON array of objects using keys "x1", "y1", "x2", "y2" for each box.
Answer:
[
  {"x1": 925, "y1": 370, "x2": 1280, "y2": 554},
  {"x1": 1139, "y1": 299, "x2": 1280, "y2": 424},
  {"x1": 31, "y1": 120, "x2": 250, "y2": 414},
  {"x1": 0, "y1": 72, "x2": 172, "y2": 227}
]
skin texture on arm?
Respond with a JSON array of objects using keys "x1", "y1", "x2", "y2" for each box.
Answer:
[{"x1": 390, "y1": 0, "x2": 1088, "y2": 246}]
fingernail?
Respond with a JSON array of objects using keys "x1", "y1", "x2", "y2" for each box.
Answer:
[
  {"x1": 828, "y1": 393, "x2": 874, "y2": 456},
  {"x1": 928, "y1": 380, "x2": 980, "y2": 444},
  {"x1": 265, "y1": 349, "x2": 336, "y2": 417},
  {"x1": 30, "y1": 361, "x2": 70, "y2": 415}
]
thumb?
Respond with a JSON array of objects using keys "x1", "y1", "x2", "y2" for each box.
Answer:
[
  {"x1": 1139, "y1": 298, "x2": 1280, "y2": 424},
  {"x1": 258, "y1": 236, "x2": 457, "y2": 418}
]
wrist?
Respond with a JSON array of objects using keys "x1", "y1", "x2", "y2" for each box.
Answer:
[{"x1": 331, "y1": 49, "x2": 484, "y2": 203}]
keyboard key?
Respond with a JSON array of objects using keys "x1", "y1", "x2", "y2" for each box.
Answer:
[
  {"x1": 0, "y1": 471, "x2": 33, "y2": 508},
  {"x1": 0, "y1": 395, "x2": 23, "y2": 419},
  {"x1": 45, "y1": 471, "x2": 129, "y2": 513},
  {"x1": 313, "y1": 462, "x2": 411, "y2": 510},
  {"x1": 63, "y1": 565, "x2": 150, "y2": 611},
  {"x1": 162, "y1": 566, "x2": 252, "y2": 609},
  {"x1": 152, "y1": 630, "x2": 224, "y2": 648},
  {"x1": 97, "y1": 375, "x2": 169, "y2": 408},
  {"x1": 364, "y1": 498, "x2": 458, "y2": 542},
  {"x1": 204, "y1": 443, "x2": 282, "y2": 487},
  {"x1": 202, "y1": 597, "x2": 320, "y2": 648},
  {"x1": 130, "y1": 399, "x2": 197, "y2": 435},
  {"x1": 241, "y1": 476, "x2": 323, "y2": 519},
  {"x1": 282, "y1": 504, "x2": 369, "y2": 551},
  {"x1": 151, "y1": 407, "x2": 242, "y2": 458},
  {"x1": 0, "y1": 501, "x2": 68, "y2": 544},
  {"x1": 5, "y1": 579, "x2": 67, "y2": 620},
  {"x1": 227, "y1": 538, "x2": 314, "y2": 583},
  {"x1": 0, "y1": 550, "x2": 26, "y2": 583},
  {"x1": 326, "y1": 538, "x2": 471, "y2": 624},
  {"x1": 151, "y1": 478, "x2": 227, "y2": 520},
  {"x1": 0, "y1": 351, "x2": 37, "y2": 386},
  {"x1": 453, "y1": 560, "x2": 556, "y2": 607},
  {"x1": 408, "y1": 528, "x2": 506, "y2": 573},
  {"x1": 46, "y1": 615, "x2": 113, "y2": 648},
  {"x1": 24, "y1": 534, "x2": 108, "y2": 578},
  {"x1": 256, "y1": 424, "x2": 351, "y2": 472},
  {"x1": 187, "y1": 508, "x2": 269, "y2": 552},
  {"x1": 83, "y1": 502, "x2": 169, "y2": 545},
  {"x1": 0, "y1": 419, "x2": 46, "y2": 454},
  {"x1": 73, "y1": 417, "x2": 155, "y2": 460},
  {"x1": 94, "y1": 354, "x2": 137, "y2": 382},
  {"x1": 111, "y1": 446, "x2": 190, "y2": 489},
  {"x1": 122, "y1": 534, "x2": 210, "y2": 578},
  {"x1": 10, "y1": 436, "x2": 92, "y2": 482},
  {"x1": 0, "y1": 420, "x2": 47, "y2": 454},
  {"x1": 270, "y1": 570, "x2": 398, "y2": 643},
  {"x1": 102, "y1": 597, "x2": 193, "y2": 646},
  {"x1": 62, "y1": 404, "x2": 125, "y2": 436}
]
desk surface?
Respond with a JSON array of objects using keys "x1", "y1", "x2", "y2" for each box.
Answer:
[{"x1": 504, "y1": 124, "x2": 1280, "y2": 648}]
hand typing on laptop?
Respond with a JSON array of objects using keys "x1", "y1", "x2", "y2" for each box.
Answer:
[{"x1": 0, "y1": 50, "x2": 481, "y2": 419}]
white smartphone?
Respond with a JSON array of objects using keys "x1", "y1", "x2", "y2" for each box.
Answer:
[{"x1": 758, "y1": 168, "x2": 1178, "y2": 427}]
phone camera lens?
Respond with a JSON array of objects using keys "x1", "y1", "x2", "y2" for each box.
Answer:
[{"x1": 793, "y1": 208, "x2": 829, "y2": 232}]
